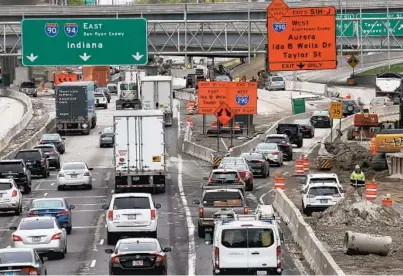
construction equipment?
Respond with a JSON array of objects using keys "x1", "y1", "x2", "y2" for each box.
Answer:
[
  {"x1": 370, "y1": 128, "x2": 403, "y2": 171},
  {"x1": 346, "y1": 112, "x2": 380, "y2": 140},
  {"x1": 54, "y1": 71, "x2": 79, "y2": 86}
]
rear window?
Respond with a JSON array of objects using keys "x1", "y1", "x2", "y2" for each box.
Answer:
[
  {"x1": 309, "y1": 178, "x2": 337, "y2": 185},
  {"x1": 221, "y1": 158, "x2": 244, "y2": 165},
  {"x1": 41, "y1": 134, "x2": 59, "y2": 141},
  {"x1": 0, "y1": 183, "x2": 12, "y2": 190},
  {"x1": 294, "y1": 119, "x2": 310, "y2": 125},
  {"x1": 211, "y1": 171, "x2": 238, "y2": 182},
  {"x1": 62, "y1": 163, "x2": 85, "y2": 170},
  {"x1": 278, "y1": 125, "x2": 298, "y2": 132},
  {"x1": 0, "y1": 251, "x2": 33, "y2": 264},
  {"x1": 120, "y1": 83, "x2": 137, "y2": 90},
  {"x1": 35, "y1": 146, "x2": 54, "y2": 153},
  {"x1": 32, "y1": 200, "x2": 64, "y2": 209},
  {"x1": 221, "y1": 228, "x2": 275, "y2": 248},
  {"x1": 265, "y1": 137, "x2": 288, "y2": 143},
  {"x1": 15, "y1": 151, "x2": 41, "y2": 160},
  {"x1": 202, "y1": 191, "x2": 242, "y2": 207},
  {"x1": 308, "y1": 186, "x2": 339, "y2": 196},
  {"x1": 19, "y1": 219, "x2": 55, "y2": 230},
  {"x1": 272, "y1": 77, "x2": 283, "y2": 82},
  {"x1": 113, "y1": 197, "x2": 151, "y2": 209},
  {"x1": 118, "y1": 242, "x2": 157, "y2": 252},
  {"x1": 240, "y1": 153, "x2": 264, "y2": 161},
  {"x1": 0, "y1": 163, "x2": 23, "y2": 172},
  {"x1": 221, "y1": 164, "x2": 248, "y2": 171},
  {"x1": 20, "y1": 82, "x2": 35, "y2": 88},
  {"x1": 313, "y1": 111, "x2": 329, "y2": 116},
  {"x1": 256, "y1": 143, "x2": 277, "y2": 150}
]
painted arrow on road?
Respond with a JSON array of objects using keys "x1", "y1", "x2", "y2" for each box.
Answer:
[
  {"x1": 132, "y1": 52, "x2": 144, "y2": 61},
  {"x1": 26, "y1": 53, "x2": 38, "y2": 62},
  {"x1": 79, "y1": 53, "x2": 91, "y2": 62}
]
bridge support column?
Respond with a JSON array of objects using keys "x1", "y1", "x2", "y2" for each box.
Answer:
[{"x1": 0, "y1": 55, "x2": 18, "y2": 87}]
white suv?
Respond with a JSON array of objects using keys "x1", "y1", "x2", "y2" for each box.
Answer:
[
  {"x1": 94, "y1": 91, "x2": 108, "y2": 109},
  {"x1": 0, "y1": 179, "x2": 23, "y2": 215},
  {"x1": 104, "y1": 193, "x2": 161, "y2": 245},
  {"x1": 301, "y1": 182, "x2": 344, "y2": 216},
  {"x1": 301, "y1": 173, "x2": 343, "y2": 192}
]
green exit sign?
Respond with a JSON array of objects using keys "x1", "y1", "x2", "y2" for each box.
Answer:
[
  {"x1": 358, "y1": 13, "x2": 403, "y2": 36},
  {"x1": 21, "y1": 18, "x2": 148, "y2": 66},
  {"x1": 336, "y1": 13, "x2": 355, "y2": 37}
]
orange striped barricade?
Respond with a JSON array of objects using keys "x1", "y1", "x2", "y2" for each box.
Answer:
[
  {"x1": 186, "y1": 117, "x2": 194, "y2": 129},
  {"x1": 365, "y1": 180, "x2": 377, "y2": 201},
  {"x1": 381, "y1": 194, "x2": 393, "y2": 207},
  {"x1": 293, "y1": 159, "x2": 305, "y2": 176},
  {"x1": 274, "y1": 174, "x2": 285, "y2": 190},
  {"x1": 302, "y1": 157, "x2": 310, "y2": 174},
  {"x1": 186, "y1": 101, "x2": 195, "y2": 115}
]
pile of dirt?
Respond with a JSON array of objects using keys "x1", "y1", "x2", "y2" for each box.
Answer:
[
  {"x1": 313, "y1": 188, "x2": 401, "y2": 228},
  {"x1": 325, "y1": 141, "x2": 372, "y2": 172}
]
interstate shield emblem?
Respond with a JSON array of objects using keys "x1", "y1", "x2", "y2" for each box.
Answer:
[
  {"x1": 272, "y1": 21, "x2": 287, "y2": 33},
  {"x1": 44, "y1": 23, "x2": 59, "y2": 38},
  {"x1": 64, "y1": 23, "x2": 79, "y2": 38},
  {"x1": 236, "y1": 95, "x2": 250, "y2": 107}
]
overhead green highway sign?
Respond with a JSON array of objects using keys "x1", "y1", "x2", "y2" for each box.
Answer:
[
  {"x1": 336, "y1": 14, "x2": 355, "y2": 37},
  {"x1": 357, "y1": 13, "x2": 403, "y2": 36},
  {"x1": 21, "y1": 18, "x2": 148, "y2": 66}
]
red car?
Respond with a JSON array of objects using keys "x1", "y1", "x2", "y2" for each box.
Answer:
[{"x1": 219, "y1": 163, "x2": 254, "y2": 191}]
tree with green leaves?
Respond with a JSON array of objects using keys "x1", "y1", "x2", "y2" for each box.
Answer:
[{"x1": 67, "y1": 0, "x2": 86, "y2": 5}]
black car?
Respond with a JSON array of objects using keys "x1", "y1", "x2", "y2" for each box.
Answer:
[
  {"x1": 39, "y1": 133, "x2": 65, "y2": 154},
  {"x1": 99, "y1": 127, "x2": 114, "y2": 148},
  {"x1": 265, "y1": 134, "x2": 293, "y2": 161},
  {"x1": 105, "y1": 238, "x2": 171, "y2": 275},
  {"x1": 0, "y1": 160, "x2": 32, "y2": 194},
  {"x1": 310, "y1": 110, "x2": 332, "y2": 128},
  {"x1": 240, "y1": 152, "x2": 270, "y2": 177},
  {"x1": 33, "y1": 144, "x2": 61, "y2": 169},
  {"x1": 96, "y1": 87, "x2": 111, "y2": 103},
  {"x1": 19, "y1": 82, "x2": 37, "y2": 97},
  {"x1": 293, "y1": 119, "x2": 315, "y2": 138},
  {"x1": 14, "y1": 149, "x2": 49, "y2": 178},
  {"x1": 107, "y1": 83, "x2": 118, "y2": 94},
  {"x1": 276, "y1": 123, "x2": 303, "y2": 148}
]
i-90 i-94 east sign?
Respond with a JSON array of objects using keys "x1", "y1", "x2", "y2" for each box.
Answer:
[{"x1": 21, "y1": 18, "x2": 148, "y2": 66}]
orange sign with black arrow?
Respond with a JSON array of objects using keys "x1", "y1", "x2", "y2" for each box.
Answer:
[{"x1": 214, "y1": 102, "x2": 234, "y2": 125}]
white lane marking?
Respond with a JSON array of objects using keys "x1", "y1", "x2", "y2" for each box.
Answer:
[
  {"x1": 90, "y1": 260, "x2": 96, "y2": 268},
  {"x1": 259, "y1": 189, "x2": 275, "y2": 204},
  {"x1": 104, "y1": 171, "x2": 111, "y2": 181},
  {"x1": 111, "y1": 190, "x2": 115, "y2": 194},
  {"x1": 220, "y1": 137, "x2": 228, "y2": 151},
  {"x1": 176, "y1": 100, "x2": 196, "y2": 276},
  {"x1": 43, "y1": 193, "x2": 48, "y2": 197},
  {"x1": 99, "y1": 239, "x2": 104, "y2": 245},
  {"x1": 6, "y1": 246, "x2": 10, "y2": 248},
  {"x1": 51, "y1": 182, "x2": 55, "y2": 186},
  {"x1": 34, "y1": 182, "x2": 41, "y2": 191}
]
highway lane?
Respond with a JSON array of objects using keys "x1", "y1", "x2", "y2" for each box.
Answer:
[{"x1": 0, "y1": 95, "x2": 189, "y2": 275}]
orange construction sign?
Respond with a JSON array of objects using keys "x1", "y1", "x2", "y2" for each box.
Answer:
[
  {"x1": 266, "y1": 0, "x2": 337, "y2": 71},
  {"x1": 214, "y1": 103, "x2": 234, "y2": 125},
  {"x1": 197, "y1": 81, "x2": 257, "y2": 115}
]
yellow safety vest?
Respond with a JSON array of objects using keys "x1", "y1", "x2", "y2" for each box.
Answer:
[
  {"x1": 235, "y1": 77, "x2": 240, "y2": 82},
  {"x1": 350, "y1": 171, "x2": 365, "y2": 181}
]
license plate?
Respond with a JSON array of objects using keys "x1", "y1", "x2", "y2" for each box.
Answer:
[
  {"x1": 257, "y1": 271, "x2": 267, "y2": 275},
  {"x1": 132, "y1": 260, "x2": 143, "y2": 266},
  {"x1": 132, "y1": 177, "x2": 140, "y2": 181},
  {"x1": 26, "y1": 162, "x2": 32, "y2": 165},
  {"x1": 32, "y1": 237, "x2": 41, "y2": 242},
  {"x1": 320, "y1": 199, "x2": 328, "y2": 203},
  {"x1": 127, "y1": 215, "x2": 136, "y2": 220},
  {"x1": 71, "y1": 174, "x2": 77, "y2": 178},
  {"x1": 5, "y1": 272, "x2": 15, "y2": 276},
  {"x1": 317, "y1": 118, "x2": 323, "y2": 120},
  {"x1": 253, "y1": 169, "x2": 260, "y2": 172}
]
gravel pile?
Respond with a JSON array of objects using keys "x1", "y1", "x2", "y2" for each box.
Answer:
[{"x1": 325, "y1": 141, "x2": 373, "y2": 172}]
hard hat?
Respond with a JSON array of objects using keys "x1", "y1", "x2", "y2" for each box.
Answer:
[{"x1": 355, "y1": 165, "x2": 360, "y2": 169}]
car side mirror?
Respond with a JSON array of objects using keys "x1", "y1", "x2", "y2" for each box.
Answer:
[
  {"x1": 62, "y1": 137, "x2": 66, "y2": 140},
  {"x1": 88, "y1": 168, "x2": 93, "y2": 170},
  {"x1": 300, "y1": 190, "x2": 305, "y2": 194},
  {"x1": 341, "y1": 189, "x2": 346, "y2": 193},
  {"x1": 25, "y1": 207, "x2": 30, "y2": 211},
  {"x1": 163, "y1": 247, "x2": 171, "y2": 252},
  {"x1": 9, "y1": 226, "x2": 17, "y2": 231},
  {"x1": 155, "y1": 203, "x2": 161, "y2": 209},
  {"x1": 203, "y1": 177, "x2": 208, "y2": 181},
  {"x1": 102, "y1": 204, "x2": 108, "y2": 210},
  {"x1": 105, "y1": 249, "x2": 114, "y2": 254},
  {"x1": 69, "y1": 205, "x2": 75, "y2": 210},
  {"x1": 192, "y1": 200, "x2": 200, "y2": 205}
]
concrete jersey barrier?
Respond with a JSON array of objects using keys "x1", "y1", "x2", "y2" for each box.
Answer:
[
  {"x1": 285, "y1": 80, "x2": 328, "y2": 96},
  {"x1": 0, "y1": 88, "x2": 34, "y2": 154}
]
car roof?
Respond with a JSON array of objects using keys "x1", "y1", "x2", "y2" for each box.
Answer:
[
  {"x1": 0, "y1": 248, "x2": 35, "y2": 254},
  {"x1": 308, "y1": 173, "x2": 338, "y2": 179},
  {"x1": 257, "y1": 142, "x2": 277, "y2": 146},
  {"x1": 17, "y1": 149, "x2": 40, "y2": 152},
  {"x1": 32, "y1": 197, "x2": 65, "y2": 203},
  {"x1": 21, "y1": 216, "x2": 56, "y2": 222},
  {"x1": 313, "y1": 110, "x2": 329, "y2": 114},
  {"x1": 112, "y1": 193, "x2": 152, "y2": 199},
  {"x1": 34, "y1": 144, "x2": 55, "y2": 148},
  {"x1": 266, "y1": 134, "x2": 287, "y2": 138},
  {"x1": 212, "y1": 169, "x2": 239, "y2": 173},
  {"x1": 307, "y1": 182, "x2": 340, "y2": 188},
  {"x1": 118, "y1": 238, "x2": 159, "y2": 244},
  {"x1": 217, "y1": 219, "x2": 278, "y2": 229},
  {"x1": 42, "y1": 133, "x2": 60, "y2": 137},
  {"x1": 0, "y1": 159, "x2": 23, "y2": 163},
  {"x1": 204, "y1": 188, "x2": 240, "y2": 193}
]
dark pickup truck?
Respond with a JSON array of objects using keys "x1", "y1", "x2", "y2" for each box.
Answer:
[{"x1": 276, "y1": 123, "x2": 303, "y2": 148}]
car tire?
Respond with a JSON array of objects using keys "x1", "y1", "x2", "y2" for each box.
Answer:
[
  {"x1": 23, "y1": 185, "x2": 31, "y2": 195},
  {"x1": 15, "y1": 204, "x2": 21, "y2": 216},
  {"x1": 59, "y1": 250, "x2": 65, "y2": 260},
  {"x1": 83, "y1": 130, "x2": 90, "y2": 135},
  {"x1": 42, "y1": 169, "x2": 48, "y2": 178},
  {"x1": 246, "y1": 184, "x2": 253, "y2": 191},
  {"x1": 158, "y1": 185, "x2": 166, "y2": 194},
  {"x1": 150, "y1": 231, "x2": 157, "y2": 238},
  {"x1": 296, "y1": 141, "x2": 303, "y2": 148},
  {"x1": 57, "y1": 185, "x2": 64, "y2": 191},
  {"x1": 263, "y1": 170, "x2": 268, "y2": 178},
  {"x1": 47, "y1": 169, "x2": 50, "y2": 177},
  {"x1": 104, "y1": 105, "x2": 108, "y2": 109},
  {"x1": 287, "y1": 154, "x2": 293, "y2": 161},
  {"x1": 197, "y1": 224, "x2": 205, "y2": 238},
  {"x1": 100, "y1": 144, "x2": 104, "y2": 148},
  {"x1": 107, "y1": 231, "x2": 117, "y2": 245},
  {"x1": 56, "y1": 162, "x2": 61, "y2": 170},
  {"x1": 66, "y1": 226, "x2": 72, "y2": 235},
  {"x1": 87, "y1": 184, "x2": 92, "y2": 190},
  {"x1": 33, "y1": 94, "x2": 37, "y2": 98},
  {"x1": 59, "y1": 149, "x2": 65, "y2": 154}
]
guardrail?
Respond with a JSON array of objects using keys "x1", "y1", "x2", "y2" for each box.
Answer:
[
  {"x1": 0, "y1": 88, "x2": 34, "y2": 154},
  {"x1": 272, "y1": 190, "x2": 345, "y2": 275}
]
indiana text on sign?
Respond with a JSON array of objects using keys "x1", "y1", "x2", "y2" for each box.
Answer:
[{"x1": 266, "y1": 0, "x2": 337, "y2": 72}]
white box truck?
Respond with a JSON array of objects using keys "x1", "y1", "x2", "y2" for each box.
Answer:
[
  {"x1": 113, "y1": 109, "x2": 166, "y2": 194},
  {"x1": 140, "y1": 76, "x2": 174, "y2": 126}
]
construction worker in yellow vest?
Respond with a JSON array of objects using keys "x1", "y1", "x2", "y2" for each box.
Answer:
[
  {"x1": 235, "y1": 76, "x2": 240, "y2": 82},
  {"x1": 186, "y1": 63, "x2": 191, "y2": 69},
  {"x1": 350, "y1": 165, "x2": 365, "y2": 186}
]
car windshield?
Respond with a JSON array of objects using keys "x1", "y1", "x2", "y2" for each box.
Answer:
[
  {"x1": 215, "y1": 75, "x2": 230, "y2": 81},
  {"x1": 41, "y1": 134, "x2": 59, "y2": 141},
  {"x1": 210, "y1": 171, "x2": 238, "y2": 182},
  {"x1": 256, "y1": 143, "x2": 277, "y2": 150},
  {"x1": 0, "y1": 182, "x2": 12, "y2": 190},
  {"x1": 0, "y1": 163, "x2": 23, "y2": 173},
  {"x1": 20, "y1": 82, "x2": 35, "y2": 88},
  {"x1": 118, "y1": 242, "x2": 158, "y2": 252},
  {"x1": 15, "y1": 151, "x2": 41, "y2": 160},
  {"x1": 310, "y1": 178, "x2": 338, "y2": 185},
  {"x1": 202, "y1": 191, "x2": 243, "y2": 207},
  {"x1": 272, "y1": 77, "x2": 283, "y2": 82},
  {"x1": 113, "y1": 197, "x2": 150, "y2": 209},
  {"x1": 32, "y1": 200, "x2": 64, "y2": 209},
  {"x1": 62, "y1": 163, "x2": 85, "y2": 170},
  {"x1": 265, "y1": 136, "x2": 288, "y2": 143},
  {"x1": 120, "y1": 83, "x2": 137, "y2": 90},
  {"x1": 308, "y1": 186, "x2": 339, "y2": 196},
  {"x1": 221, "y1": 164, "x2": 248, "y2": 171},
  {"x1": 0, "y1": 252, "x2": 33, "y2": 264},
  {"x1": 221, "y1": 228, "x2": 274, "y2": 248},
  {"x1": 294, "y1": 119, "x2": 310, "y2": 125},
  {"x1": 19, "y1": 219, "x2": 55, "y2": 230},
  {"x1": 35, "y1": 147, "x2": 54, "y2": 153}
]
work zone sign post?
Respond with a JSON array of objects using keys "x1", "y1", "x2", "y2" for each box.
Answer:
[
  {"x1": 266, "y1": 0, "x2": 337, "y2": 71},
  {"x1": 329, "y1": 101, "x2": 343, "y2": 142},
  {"x1": 197, "y1": 81, "x2": 258, "y2": 151}
]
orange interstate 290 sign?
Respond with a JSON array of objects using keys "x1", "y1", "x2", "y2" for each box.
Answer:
[
  {"x1": 267, "y1": 0, "x2": 337, "y2": 71},
  {"x1": 197, "y1": 81, "x2": 257, "y2": 115}
]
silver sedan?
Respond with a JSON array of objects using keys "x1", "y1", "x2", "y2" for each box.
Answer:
[
  {"x1": 57, "y1": 162, "x2": 93, "y2": 190},
  {"x1": 253, "y1": 142, "x2": 284, "y2": 166},
  {"x1": 10, "y1": 217, "x2": 67, "y2": 259}
]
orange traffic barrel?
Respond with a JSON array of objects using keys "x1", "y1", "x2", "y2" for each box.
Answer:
[
  {"x1": 365, "y1": 180, "x2": 377, "y2": 201},
  {"x1": 186, "y1": 101, "x2": 195, "y2": 115},
  {"x1": 381, "y1": 195, "x2": 393, "y2": 207},
  {"x1": 274, "y1": 176, "x2": 285, "y2": 190},
  {"x1": 303, "y1": 157, "x2": 310, "y2": 174},
  {"x1": 293, "y1": 159, "x2": 305, "y2": 176},
  {"x1": 211, "y1": 122, "x2": 218, "y2": 130},
  {"x1": 186, "y1": 117, "x2": 193, "y2": 129}
]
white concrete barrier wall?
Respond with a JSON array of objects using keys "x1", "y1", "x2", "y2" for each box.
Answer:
[
  {"x1": 285, "y1": 80, "x2": 327, "y2": 95},
  {"x1": 272, "y1": 190, "x2": 345, "y2": 275},
  {"x1": 175, "y1": 90, "x2": 196, "y2": 101},
  {"x1": 0, "y1": 89, "x2": 34, "y2": 154}
]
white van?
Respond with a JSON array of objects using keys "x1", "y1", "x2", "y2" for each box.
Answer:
[{"x1": 211, "y1": 216, "x2": 283, "y2": 275}]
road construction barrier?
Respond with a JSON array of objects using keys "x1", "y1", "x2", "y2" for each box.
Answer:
[
  {"x1": 381, "y1": 194, "x2": 393, "y2": 206},
  {"x1": 293, "y1": 159, "x2": 305, "y2": 176},
  {"x1": 285, "y1": 80, "x2": 327, "y2": 95},
  {"x1": 365, "y1": 180, "x2": 377, "y2": 201},
  {"x1": 274, "y1": 175, "x2": 285, "y2": 190},
  {"x1": 303, "y1": 157, "x2": 310, "y2": 174},
  {"x1": 186, "y1": 117, "x2": 193, "y2": 129},
  {"x1": 212, "y1": 153, "x2": 225, "y2": 169},
  {"x1": 186, "y1": 101, "x2": 196, "y2": 115}
]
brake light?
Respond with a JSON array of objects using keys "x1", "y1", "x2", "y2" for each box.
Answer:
[
  {"x1": 12, "y1": 235, "x2": 22, "y2": 242},
  {"x1": 28, "y1": 211, "x2": 39, "y2": 216},
  {"x1": 277, "y1": 246, "x2": 281, "y2": 267},
  {"x1": 199, "y1": 207, "x2": 204, "y2": 218},
  {"x1": 256, "y1": 161, "x2": 265, "y2": 164},
  {"x1": 84, "y1": 171, "x2": 90, "y2": 176},
  {"x1": 354, "y1": 104, "x2": 358, "y2": 108},
  {"x1": 244, "y1": 207, "x2": 248, "y2": 214},
  {"x1": 56, "y1": 210, "x2": 69, "y2": 217},
  {"x1": 21, "y1": 267, "x2": 39, "y2": 275},
  {"x1": 155, "y1": 254, "x2": 165, "y2": 263},
  {"x1": 214, "y1": 247, "x2": 219, "y2": 268},
  {"x1": 40, "y1": 159, "x2": 45, "y2": 166},
  {"x1": 11, "y1": 190, "x2": 17, "y2": 197},
  {"x1": 272, "y1": 151, "x2": 279, "y2": 155},
  {"x1": 108, "y1": 210, "x2": 113, "y2": 220},
  {"x1": 111, "y1": 256, "x2": 120, "y2": 264},
  {"x1": 151, "y1": 209, "x2": 156, "y2": 220},
  {"x1": 208, "y1": 178, "x2": 213, "y2": 183},
  {"x1": 49, "y1": 151, "x2": 56, "y2": 155},
  {"x1": 51, "y1": 233, "x2": 61, "y2": 240}
]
